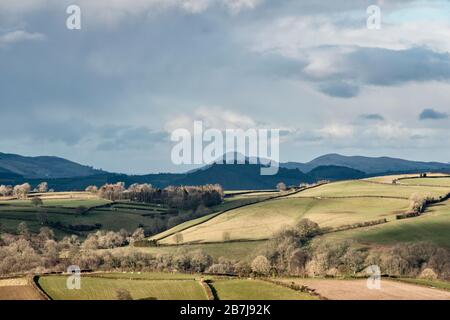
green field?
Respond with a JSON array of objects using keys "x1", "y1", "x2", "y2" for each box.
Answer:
[
  {"x1": 160, "y1": 197, "x2": 411, "y2": 244},
  {"x1": 396, "y1": 278, "x2": 450, "y2": 291},
  {"x1": 38, "y1": 273, "x2": 316, "y2": 300},
  {"x1": 398, "y1": 177, "x2": 450, "y2": 187},
  {"x1": 38, "y1": 275, "x2": 208, "y2": 300},
  {"x1": 152, "y1": 193, "x2": 280, "y2": 242},
  {"x1": 209, "y1": 279, "x2": 317, "y2": 300},
  {"x1": 0, "y1": 193, "x2": 172, "y2": 237},
  {"x1": 289, "y1": 180, "x2": 450, "y2": 199},
  {"x1": 154, "y1": 179, "x2": 450, "y2": 245},
  {"x1": 323, "y1": 199, "x2": 450, "y2": 247}
]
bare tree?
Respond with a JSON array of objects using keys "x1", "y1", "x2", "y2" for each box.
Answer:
[
  {"x1": 276, "y1": 182, "x2": 287, "y2": 192},
  {"x1": 13, "y1": 183, "x2": 31, "y2": 199},
  {"x1": 251, "y1": 256, "x2": 271, "y2": 275},
  {"x1": 36, "y1": 182, "x2": 48, "y2": 193}
]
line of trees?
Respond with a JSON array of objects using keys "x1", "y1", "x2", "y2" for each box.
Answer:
[
  {"x1": 0, "y1": 182, "x2": 50, "y2": 199},
  {"x1": 87, "y1": 182, "x2": 224, "y2": 210},
  {"x1": 0, "y1": 219, "x2": 449, "y2": 280}
]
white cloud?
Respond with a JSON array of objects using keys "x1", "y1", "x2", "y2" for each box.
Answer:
[
  {"x1": 165, "y1": 106, "x2": 257, "y2": 132},
  {"x1": 0, "y1": 0, "x2": 263, "y2": 26},
  {"x1": 0, "y1": 30, "x2": 45, "y2": 46},
  {"x1": 319, "y1": 124, "x2": 354, "y2": 139},
  {"x1": 222, "y1": 0, "x2": 263, "y2": 14}
]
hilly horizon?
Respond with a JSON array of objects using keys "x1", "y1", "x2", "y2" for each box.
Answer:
[{"x1": 1, "y1": 151, "x2": 450, "y2": 191}]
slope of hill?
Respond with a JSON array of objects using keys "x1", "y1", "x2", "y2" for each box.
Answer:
[
  {"x1": 0, "y1": 152, "x2": 103, "y2": 179},
  {"x1": 0, "y1": 166, "x2": 23, "y2": 180},
  {"x1": 156, "y1": 177, "x2": 450, "y2": 244},
  {"x1": 283, "y1": 154, "x2": 450, "y2": 174},
  {"x1": 308, "y1": 165, "x2": 366, "y2": 181}
]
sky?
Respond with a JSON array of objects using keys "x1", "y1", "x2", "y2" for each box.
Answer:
[{"x1": 1, "y1": 0, "x2": 450, "y2": 174}]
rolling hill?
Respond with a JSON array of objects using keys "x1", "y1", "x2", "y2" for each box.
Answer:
[
  {"x1": 0, "y1": 152, "x2": 103, "y2": 179},
  {"x1": 155, "y1": 176, "x2": 450, "y2": 245},
  {"x1": 282, "y1": 153, "x2": 450, "y2": 174}
]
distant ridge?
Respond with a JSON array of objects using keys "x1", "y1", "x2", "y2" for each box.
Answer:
[
  {"x1": 1, "y1": 151, "x2": 450, "y2": 191},
  {"x1": 282, "y1": 153, "x2": 450, "y2": 174},
  {"x1": 0, "y1": 152, "x2": 104, "y2": 179}
]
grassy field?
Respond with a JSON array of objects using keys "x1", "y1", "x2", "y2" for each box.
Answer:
[
  {"x1": 395, "y1": 278, "x2": 450, "y2": 291},
  {"x1": 289, "y1": 180, "x2": 450, "y2": 199},
  {"x1": 398, "y1": 177, "x2": 450, "y2": 187},
  {"x1": 323, "y1": 199, "x2": 450, "y2": 247},
  {"x1": 38, "y1": 275, "x2": 208, "y2": 300},
  {"x1": 155, "y1": 179, "x2": 450, "y2": 245},
  {"x1": 152, "y1": 193, "x2": 281, "y2": 242},
  {"x1": 209, "y1": 279, "x2": 317, "y2": 300},
  {"x1": 364, "y1": 173, "x2": 449, "y2": 184},
  {"x1": 0, "y1": 193, "x2": 173, "y2": 237},
  {"x1": 160, "y1": 197, "x2": 411, "y2": 244}
]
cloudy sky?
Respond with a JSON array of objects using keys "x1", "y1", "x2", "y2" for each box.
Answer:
[{"x1": 1, "y1": 0, "x2": 450, "y2": 174}]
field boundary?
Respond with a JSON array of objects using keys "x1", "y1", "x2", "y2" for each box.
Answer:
[
  {"x1": 200, "y1": 279, "x2": 215, "y2": 300},
  {"x1": 29, "y1": 275, "x2": 51, "y2": 300},
  {"x1": 261, "y1": 278, "x2": 326, "y2": 300}
]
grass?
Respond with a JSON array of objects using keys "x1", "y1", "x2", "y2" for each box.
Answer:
[
  {"x1": 154, "y1": 179, "x2": 450, "y2": 244},
  {"x1": 38, "y1": 276, "x2": 208, "y2": 300},
  {"x1": 210, "y1": 279, "x2": 317, "y2": 300},
  {"x1": 91, "y1": 272, "x2": 200, "y2": 280},
  {"x1": 395, "y1": 278, "x2": 450, "y2": 291},
  {"x1": 152, "y1": 193, "x2": 277, "y2": 242},
  {"x1": 289, "y1": 180, "x2": 450, "y2": 199},
  {"x1": 159, "y1": 196, "x2": 410, "y2": 244},
  {"x1": 0, "y1": 192, "x2": 169, "y2": 237},
  {"x1": 399, "y1": 177, "x2": 450, "y2": 187},
  {"x1": 323, "y1": 199, "x2": 450, "y2": 247}
]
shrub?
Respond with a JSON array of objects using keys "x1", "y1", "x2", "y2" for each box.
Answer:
[
  {"x1": 419, "y1": 268, "x2": 438, "y2": 280},
  {"x1": 116, "y1": 288, "x2": 133, "y2": 300},
  {"x1": 251, "y1": 256, "x2": 271, "y2": 275}
]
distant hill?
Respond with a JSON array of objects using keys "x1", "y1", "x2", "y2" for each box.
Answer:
[
  {"x1": 0, "y1": 152, "x2": 103, "y2": 179},
  {"x1": 282, "y1": 154, "x2": 450, "y2": 174},
  {"x1": 2, "y1": 151, "x2": 450, "y2": 191},
  {"x1": 170, "y1": 163, "x2": 314, "y2": 190},
  {"x1": 0, "y1": 166, "x2": 23, "y2": 180},
  {"x1": 308, "y1": 165, "x2": 366, "y2": 181}
]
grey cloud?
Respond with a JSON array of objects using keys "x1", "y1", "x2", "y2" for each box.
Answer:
[
  {"x1": 359, "y1": 114, "x2": 385, "y2": 121},
  {"x1": 317, "y1": 80, "x2": 360, "y2": 98},
  {"x1": 306, "y1": 47, "x2": 450, "y2": 98},
  {"x1": 419, "y1": 108, "x2": 449, "y2": 120}
]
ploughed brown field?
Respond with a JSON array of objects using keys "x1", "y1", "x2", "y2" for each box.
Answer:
[
  {"x1": 280, "y1": 278, "x2": 450, "y2": 300},
  {"x1": 0, "y1": 278, "x2": 44, "y2": 300}
]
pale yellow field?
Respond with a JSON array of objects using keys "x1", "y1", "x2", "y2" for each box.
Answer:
[{"x1": 288, "y1": 180, "x2": 450, "y2": 199}]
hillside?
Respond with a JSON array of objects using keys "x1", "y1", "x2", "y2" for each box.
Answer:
[
  {"x1": 283, "y1": 154, "x2": 450, "y2": 174},
  {"x1": 155, "y1": 175, "x2": 450, "y2": 245},
  {"x1": 0, "y1": 152, "x2": 103, "y2": 179},
  {"x1": 308, "y1": 165, "x2": 366, "y2": 181}
]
